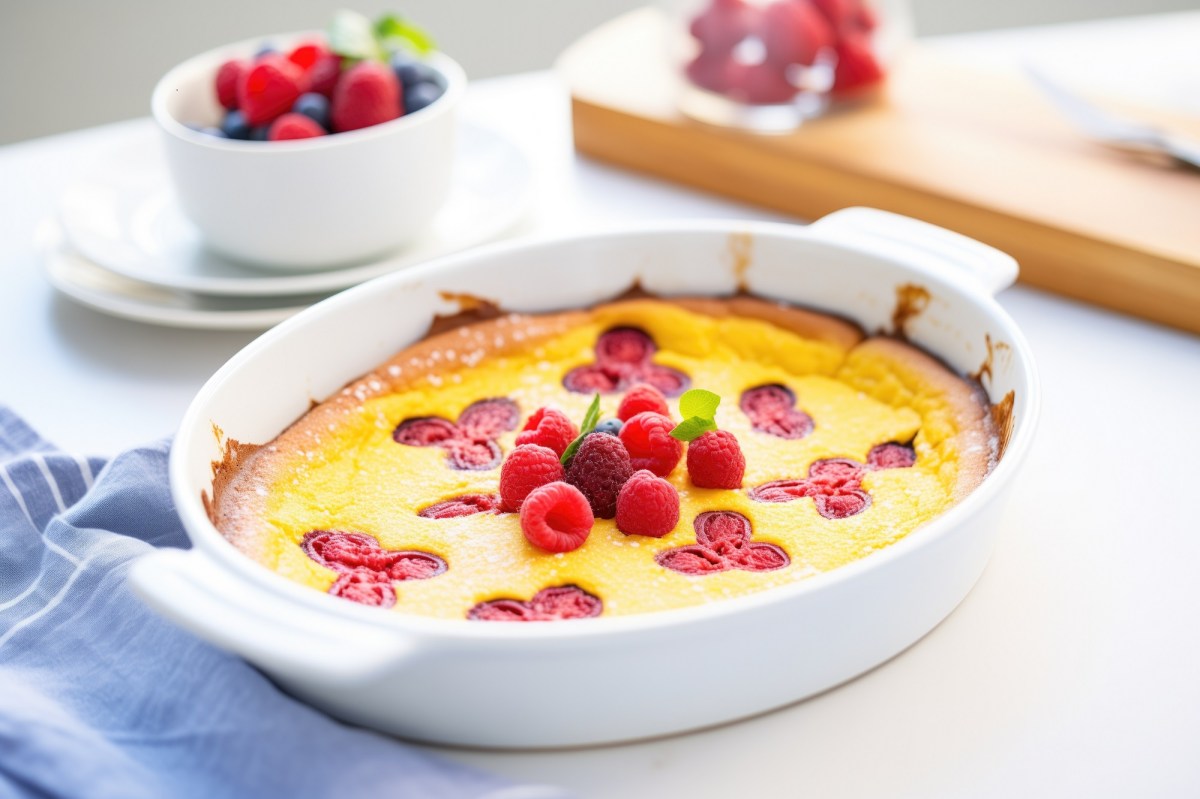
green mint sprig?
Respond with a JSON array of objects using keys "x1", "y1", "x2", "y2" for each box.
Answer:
[
  {"x1": 328, "y1": 10, "x2": 436, "y2": 64},
  {"x1": 375, "y1": 13, "x2": 436, "y2": 56},
  {"x1": 560, "y1": 393, "x2": 602, "y2": 465},
  {"x1": 670, "y1": 388, "x2": 721, "y2": 442}
]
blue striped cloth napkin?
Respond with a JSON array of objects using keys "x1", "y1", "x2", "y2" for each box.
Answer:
[{"x1": 0, "y1": 407, "x2": 565, "y2": 799}]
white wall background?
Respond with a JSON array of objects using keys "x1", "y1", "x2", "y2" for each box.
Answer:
[{"x1": 0, "y1": 0, "x2": 1193, "y2": 144}]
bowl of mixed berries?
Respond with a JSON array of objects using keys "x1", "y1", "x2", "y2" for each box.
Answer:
[{"x1": 151, "y1": 11, "x2": 465, "y2": 270}]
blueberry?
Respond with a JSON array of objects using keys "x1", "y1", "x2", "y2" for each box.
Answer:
[
  {"x1": 595, "y1": 418, "x2": 623, "y2": 437},
  {"x1": 249, "y1": 125, "x2": 270, "y2": 141},
  {"x1": 254, "y1": 44, "x2": 277, "y2": 60},
  {"x1": 200, "y1": 126, "x2": 228, "y2": 138},
  {"x1": 404, "y1": 81, "x2": 443, "y2": 114},
  {"x1": 390, "y1": 52, "x2": 438, "y2": 89},
  {"x1": 292, "y1": 92, "x2": 331, "y2": 130},
  {"x1": 220, "y1": 110, "x2": 251, "y2": 139}
]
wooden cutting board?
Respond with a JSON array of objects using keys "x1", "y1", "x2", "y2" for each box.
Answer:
[{"x1": 560, "y1": 8, "x2": 1200, "y2": 334}]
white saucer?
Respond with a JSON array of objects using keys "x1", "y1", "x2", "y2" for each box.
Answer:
[
  {"x1": 57, "y1": 122, "x2": 534, "y2": 297},
  {"x1": 38, "y1": 221, "x2": 327, "y2": 330}
]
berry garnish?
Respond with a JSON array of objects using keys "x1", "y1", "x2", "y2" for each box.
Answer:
[
  {"x1": 418, "y1": 494, "x2": 499, "y2": 519},
  {"x1": 286, "y1": 40, "x2": 330, "y2": 72},
  {"x1": 268, "y1": 112, "x2": 325, "y2": 140},
  {"x1": 687, "y1": 430, "x2": 746, "y2": 489},
  {"x1": 616, "y1": 470, "x2": 680, "y2": 537},
  {"x1": 594, "y1": 418, "x2": 623, "y2": 436},
  {"x1": 238, "y1": 55, "x2": 303, "y2": 126},
  {"x1": 564, "y1": 433, "x2": 633, "y2": 519},
  {"x1": 520, "y1": 482, "x2": 594, "y2": 553},
  {"x1": 656, "y1": 511, "x2": 789, "y2": 575},
  {"x1": 331, "y1": 61, "x2": 402, "y2": 133},
  {"x1": 619, "y1": 412, "x2": 683, "y2": 477},
  {"x1": 500, "y1": 444, "x2": 565, "y2": 513},
  {"x1": 617, "y1": 383, "x2": 670, "y2": 421},
  {"x1": 468, "y1": 585, "x2": 602, "y2": 622},
  {"x1": 739, "y1": 384, "x2": 814, "y2": 439},
  {"x1": 515, "y1": 407, "x2": 578, "y2": 457},
  {"x1": 215, "y1": 59, "x2": 247, "y2": 110}
]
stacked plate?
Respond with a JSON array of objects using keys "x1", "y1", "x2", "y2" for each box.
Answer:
[{"x1": 41, "y1": 123, "x2": 534, "y2": 330}]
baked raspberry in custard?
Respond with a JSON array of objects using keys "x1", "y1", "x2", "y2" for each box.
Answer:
[{"x1": 208, "y1": 297, "x2": 997, "y2": 621}]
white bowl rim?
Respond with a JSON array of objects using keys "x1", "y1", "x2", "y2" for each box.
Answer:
[
  {"x1": 150, "y1": 30, "x2": 467, "y2": 152},
  {"x1": 169, "y1": 218, "x2": 1041, "y2": 642}
]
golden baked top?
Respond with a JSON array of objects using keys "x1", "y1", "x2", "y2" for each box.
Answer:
[{"x1": 209, "y1": 297, "x2": 996, "y2": 621}]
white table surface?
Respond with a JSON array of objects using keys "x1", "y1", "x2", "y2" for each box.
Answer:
[{"x1": 2, "y1": 13, "x2": 1199, "y2": 798}]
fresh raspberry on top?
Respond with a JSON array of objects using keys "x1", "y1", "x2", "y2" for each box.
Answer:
[
  {"x1": 565, "y1": 433, "x2": 633, "y2": 519},
  {"x1": 520, "y1": 482, "x2": 594, "y2": 553},
  {"x1": 215, "y1": 59, "x2": 247, "y2": 110},
  {"x1": 238, "y1": 56, "x2": 303, "y2": 125},
  {"x1": 331, "y1": 62, "x2": 402, "y2": 133},
  {"x1": 618, "y1": 412, "x2": 683, "y2": 477},
  {"x1": 267, "y1": 113, "x2": 325, "y2": 140},
  {"x1": 616, "y1": 470, "x2": 680, "y2": 537},
  {"x1": 515, "y1": 407, "x2": 578, "y2": 457},
  {"x1": 499, "y1": 444, "x2": 564, "y2": 512},
  {"x1": 686, "y1": 430, "x2": 746, "y2": 489},
  {"x1": 617, "y1": 383, "x2": 670, "y2": 421}
]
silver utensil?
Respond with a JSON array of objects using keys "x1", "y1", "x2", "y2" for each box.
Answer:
[{"x1": 1026, "y1": 66, "x2": 1200, "y2": 171}]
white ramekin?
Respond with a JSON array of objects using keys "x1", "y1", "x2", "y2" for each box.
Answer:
[
  {"x1": 151, "y1": 33, "x2": 465, "y2": 270},
  {"x1": 131, "y1": 209, "x2": 1038, "y2": 747}
]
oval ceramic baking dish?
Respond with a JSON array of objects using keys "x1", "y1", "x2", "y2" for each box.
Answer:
[{"x1": 131, "y1": 208, "x2": 1038, "y2": 748}]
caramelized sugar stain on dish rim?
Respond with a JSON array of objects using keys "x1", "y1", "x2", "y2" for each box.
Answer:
[{"x1": 200, "y1": 251, "x2": 1019, "y2": 614}]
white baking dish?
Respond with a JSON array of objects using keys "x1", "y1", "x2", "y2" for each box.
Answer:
[{"x1": 130, "y1": 208, "x2": 1038, "y2": 748}]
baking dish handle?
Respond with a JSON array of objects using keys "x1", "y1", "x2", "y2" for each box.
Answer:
[
  {"x1": 130, "y1": 548, "x2": 415, "y2": 685},
  {"x1": 807, "y1": 207, "x2": 1019, "y2": 295}
]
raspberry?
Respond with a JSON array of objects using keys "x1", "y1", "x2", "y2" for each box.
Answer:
[
  {"x1": 618, "y1": 412, "x2": 683, "y2": 477},
  {"x1": 418, "y1": 494, "x2": 499, "y2": 519},
  {"x1": 686, "y1": 430, "x2": 745, "y2": 489},
  {"x1": 215, "y1": 59, "x2": 247, "y2": 110},
  {"x1": 499, "y1": 444, "x2": 565, "y2": 512},
  {"x1": 831, "y1": 34, "x2": 884, "y2": 95},
  {"x1": 616, "y1": 470, "x2": 680, "y2": 537},
  {"x1": 515, "y1": 407, "x2": 578, "y2": 456},
  {"x1": 564, "y1": 433, "x2": 633, "y2": 519},
  {"x1": 467, "y1": 585, "x2": 603, "y2": 622},
  {"x1": 520, "y1": 482, "x2": 594, "y2": 553},
  {"x1": 238, "y1": 55, "x2": 303, "y2": 125},
  {"x1": 761, "y1": 0, "x2": 834, "y2": 67},
  {"x1": 267, "y1": 112, "x2": 325, "y2": 140},
  {"x1": 617, "y1": 383, "x2": 670, "y2": 421},
  {"x1": 332, "y1": 61, "x2": 402, "y2": 133},
  {"x1": 867, "y1": 442, "x2": 916, "y2": 470},
  {"x1": 286, "y1": 40, "x2": 329, "y2": 71},
  {"x1": 305, "y1": 53, "x2": 343, "y2": 98}
]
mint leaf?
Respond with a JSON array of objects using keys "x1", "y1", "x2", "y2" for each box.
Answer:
[
  {"x1": 669, "y1": 416, "x2": 717, "y2": 442},
  {"x1": 560, "y1": 393, "x2": 602, "y2": 465},
  {"x1": 679, "y1": 389, "x2": 721, "y2": 421},
  {"x1": 328, "y1": 9, "x2": 385, "y2": 62},
  {"x1": 375, "y1": 13, "x2": 436, "y2": 56}
]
